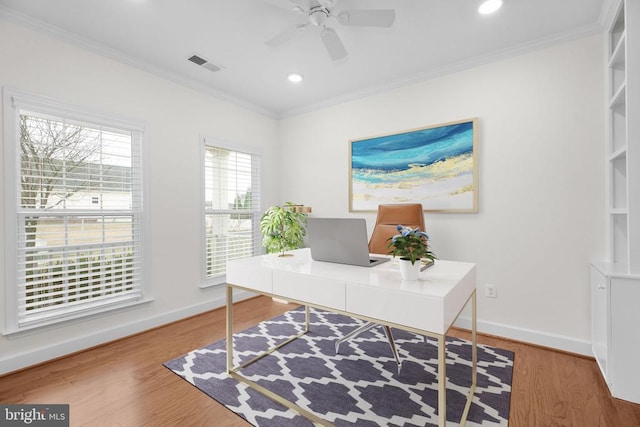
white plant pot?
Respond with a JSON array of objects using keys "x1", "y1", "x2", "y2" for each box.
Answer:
[{"x1": 399, "y1": 258, "x2": 421, "y2": 281}]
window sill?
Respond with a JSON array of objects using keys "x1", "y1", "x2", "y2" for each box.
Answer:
[
  {"x1": 199, "y1": 280, "x2": 225, "y2": 290},
  {"x1": 4, "y1": 297, "x2": 155, "y2": 339}
]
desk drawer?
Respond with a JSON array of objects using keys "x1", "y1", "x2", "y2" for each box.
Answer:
[
  {"x1": 346, "y1": 284, "x2": 445, "y2": 334},
  {"x1": 227, "y1": 262, "x2": 272, "y2": 293},
  {"x1": 273, "y1": 271, "x2": 345, "y2": 311}
]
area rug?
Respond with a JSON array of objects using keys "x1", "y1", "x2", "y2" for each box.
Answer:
[{"x1": 164, "y1": 307, "x2": 513, "y2": 426}]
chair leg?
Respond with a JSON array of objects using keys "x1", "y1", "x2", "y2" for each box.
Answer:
[
  {"x1": 335, "y1": 321, "x2": 403, "y2": 374},
  {"x1": 382, "y1": 325, "x2": 402, "y2": 374},
  {"x1": 335, "y1": 322, "x2": 378, "y2": 353}
]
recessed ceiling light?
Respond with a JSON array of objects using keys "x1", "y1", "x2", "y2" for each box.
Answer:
[
  {"x1": 287, "y1": 73, "x2": 303, "y2": 83},
  {"x1": 478, "y1": 0, "x2": 503, "y2": 15}
]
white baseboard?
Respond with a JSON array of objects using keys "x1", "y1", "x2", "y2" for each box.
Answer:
[
  {"x1": 1, "y1": 292, "x2": 592, "y2": 375},
  {"x1": 0, "y1": 290, "x2": 255, "y2": 375},
  {"x1": 454, "y1": 316, "x2": 592, "y2": 356}
]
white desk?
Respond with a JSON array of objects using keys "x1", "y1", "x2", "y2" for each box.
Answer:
[{"x1": 226, "y1": 248, "x2": 477, "y2": 426}]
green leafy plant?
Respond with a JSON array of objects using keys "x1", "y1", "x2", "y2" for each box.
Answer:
[
  {"x1": 386, "y1": 224, "x2": 437, "y2": 265},
  {"x1": 260, "y1": 202, "x2": 308, "y2": 256}
]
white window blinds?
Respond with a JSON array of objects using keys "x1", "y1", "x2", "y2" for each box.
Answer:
[
  {"x1": 203, "y1": 142, "x2": 261, "y2": 285},
  {"x1": 4, "y1": 92, "x2": 145, "y2": 331}
]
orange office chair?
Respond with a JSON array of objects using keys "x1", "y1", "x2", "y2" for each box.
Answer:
[
  {"x1": 368, "y1": 203, "x2": 425, "y2": 254},
  {"x1": 335, "y1": 203, "x2": 426, "y2": 371}
]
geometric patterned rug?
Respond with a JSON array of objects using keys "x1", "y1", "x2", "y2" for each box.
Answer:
[{"x1": 164, "y1": 307, "x2": 513, "y2": 426}]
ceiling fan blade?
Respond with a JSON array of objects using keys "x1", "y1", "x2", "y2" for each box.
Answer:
[
  {"x1": 318, "y1": 0, "x2": 337, "y2": 8},
  {"x1": 266, "y1": 24, "x2": 307, "y2": 46},
  {"x1": 337, "y1": 9, "x2": 396, "y2": 27},
  {"x1": 262, "y1": 0, "x2": 311, "y2": 13},
  {"x1": 320, "y1": 27, "x2": 348, "y2": 61}
]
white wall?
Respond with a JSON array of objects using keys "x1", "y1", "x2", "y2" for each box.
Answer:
[
  {"x1": 0, "y1": 20, "x2": 279, "y2": 374},
  {"x1": 277, "y1": 34, "x2": 605, "y2": 354},
  {"x1": 0, "y1": 17, "x2": 605, "y2": 374}
]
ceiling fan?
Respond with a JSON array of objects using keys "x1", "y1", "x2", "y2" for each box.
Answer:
[{"x1": 265, "y1": 0, "x2": 396, "y2": 61}]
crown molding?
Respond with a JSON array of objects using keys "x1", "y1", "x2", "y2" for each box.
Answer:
[
  {"x1": 278, "y1": 21, "x2": 605, "y2": 119},
  {"x1": 1, "y1": 5, "x2": 605, "y2": 122}
]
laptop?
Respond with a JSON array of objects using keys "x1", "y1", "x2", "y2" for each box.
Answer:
[{"x1": 307, "y1": 218, "x2": 389, "y2": 267}]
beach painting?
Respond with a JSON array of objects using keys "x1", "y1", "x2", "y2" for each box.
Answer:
[{"x1": 349, "y1": 118, "x2": 478, "y2": 212}]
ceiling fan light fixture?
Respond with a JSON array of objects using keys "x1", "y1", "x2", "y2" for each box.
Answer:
[
  {"x1": 287, "y1": 72, "x2": 304, "y2": 83},
  {"x1": 309, "y1": 8, "x2": 328, "y2": 26},
  {"x1": 478, "y1": 0, "x2": 503, "y2": 15}
]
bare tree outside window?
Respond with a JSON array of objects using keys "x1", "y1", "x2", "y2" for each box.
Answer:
[
  {"x1": 20, "y1": 115, "x2": 102, "y2": 249},
  {"x1": 4, "y1": 91, "x2": 144, "y2": 331},
  {"x1": 17, "y1": 112, "x2": 141, "y2": 323}
]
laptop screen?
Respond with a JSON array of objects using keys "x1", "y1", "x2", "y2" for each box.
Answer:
[{"x1": 307, "y1": 218, "x2": 388, "y2": 267}]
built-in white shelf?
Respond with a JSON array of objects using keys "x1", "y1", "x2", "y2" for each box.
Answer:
[
  {"x1": 608, "y1": 146, "x2": 627, "y2": 161},
  {"x1": 609, "y1": 83, "x2": 626, "y2": 108},
  {"x1": 592, "y1": 0, "x2": 640, "y2": 405},
  {"x1": 610, "y1": 107, "x2": 627, "y2": 152},
  {"x1": 609, "y1": 32, "x2": 626, "y2": 67},
  {"x1": 609, "y1": 209, "x2": 629, "y2": 215}
]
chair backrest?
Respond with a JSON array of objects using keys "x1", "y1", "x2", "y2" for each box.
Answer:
[{"x1": 368, "y1": 204, "x2": 425, "y2": 255}]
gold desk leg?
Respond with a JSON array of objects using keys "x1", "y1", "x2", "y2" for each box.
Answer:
[
  {"x1": 224, "y1": 295, "x2": 327, "y2": 425},
  {"x1": 229, "y1": 372, "x2": 332, "y2": 427},
  {"x1": 472, "y1": 290, "x2": 477, "y2": 387},
  {"x1": 305, "y1": 305, "x2": 310, "y2": 332},
  {"x1": 460, "y1": 290, "x2": 478, "y2": 426},
  {"x1": 226, "y1": 285, "x2": 233, "y2": 374},
  {"x1": 438, "y1": 334, "x2": 446, "y2": 427}
]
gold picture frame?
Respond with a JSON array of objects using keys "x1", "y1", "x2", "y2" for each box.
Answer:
[{"x1": 349, "y1": 118, "x2": 479, "y2": 213}]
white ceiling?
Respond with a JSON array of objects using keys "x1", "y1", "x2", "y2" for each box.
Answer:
[{"x1": 0, "y1": 0, "x2": 607, "y2": 117}]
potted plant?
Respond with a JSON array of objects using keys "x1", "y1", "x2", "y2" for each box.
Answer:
[
  {"x1": 260, "y1": 202, "x2": 309, "y2": 257},
  {"x1": 387, "y1": 224, "x2": 437, "y2": 280}
]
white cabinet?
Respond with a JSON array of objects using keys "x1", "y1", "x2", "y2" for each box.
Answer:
[
  {"x1": 590, "y1": 263, "x2": 640, "y2": 403},
  {"x1": 591, "y1": 0, "x2": 640, "y2": 404},
  {"x1": 606, "y1": 0, "x2": 640, "y2": 271},
  {"x1": 590, "y1": 266, "x2": 609, "y2": 380}
]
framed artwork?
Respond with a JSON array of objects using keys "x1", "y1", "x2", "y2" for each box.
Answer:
[{"x1": 349, "y1": 118, "x2": 478, "y2": 213}]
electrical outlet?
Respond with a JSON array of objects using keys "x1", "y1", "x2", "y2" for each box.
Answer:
[{"x1": 485, "y1": 284, "x2": 497, "y2": 298}]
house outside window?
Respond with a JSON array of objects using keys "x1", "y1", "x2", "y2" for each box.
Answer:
[
  {"x1": 3, "y1": 89, "x2": 146, "y2": 333},
  {"x1": 202, "y1": 137, "x2": 261, "y2": 286}
]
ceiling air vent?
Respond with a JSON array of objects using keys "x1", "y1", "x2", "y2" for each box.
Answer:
[{"x1": 188, "y1": 54, "x2": 223, "y2": 72}]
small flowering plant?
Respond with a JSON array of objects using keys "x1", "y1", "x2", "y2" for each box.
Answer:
[{"x1": 386, "y1": 225, "x2": 437, "y2": 266}]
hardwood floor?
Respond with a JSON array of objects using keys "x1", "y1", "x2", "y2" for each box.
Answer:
[{"x1": 1, "y1": 296, "x2": 639, "y2": 426}]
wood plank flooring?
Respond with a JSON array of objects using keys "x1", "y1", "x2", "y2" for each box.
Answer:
[{"x1": 1, "y1": 296, "x2": 639, "y2": 426}]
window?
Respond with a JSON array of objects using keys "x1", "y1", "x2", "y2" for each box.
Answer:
[
  {"x1": 202, "y1": 138, "x2": 261, "y2": 286},
  {"x1": 3, "y1": 89, "x2": 146, "y2": 332}
]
